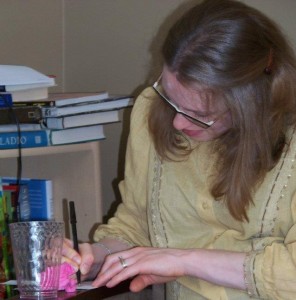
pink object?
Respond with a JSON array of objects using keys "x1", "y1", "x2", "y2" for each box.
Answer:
[
  {"x1": 41, "y1": 262, "x2": 77, "y2": 293},
  {"x1": 58, "y1": 262, "x2": 77, "y2": 292}
]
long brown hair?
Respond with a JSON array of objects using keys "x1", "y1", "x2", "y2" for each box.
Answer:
[{"x1": 148, "y1": 0, "x2": 296, "y2": 221}]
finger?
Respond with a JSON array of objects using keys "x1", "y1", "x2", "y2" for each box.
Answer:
[
  {"x1": 61, "y1": 256, "x2": 79, "y2": 272},
  {"x1": 62, "y1": 240, "x2": 81, "y2": 266},
  {"x1": 98, "y1": 253, "x2": 123, "y2": 274},
  {"x1": 129, "y1": 275, "x2": 151, "y2": 292},
  {"x1": 98, "y1": 247, "x2": 143, "y2": 274},
  {"x1": 92, "y1": 255, "x2": 129, "y2": 287},
  {"x1": 64, "y1": 238, "x2": 73, "y2": 248},
  {"x1": 93, "y1": 248, "x2": 152, "y2": 288},
  {"x1": 79, "y1": 243, "x2": 95, "y2": 275},
  {"x1": 130, "y1": 275, "x2": 177, "y2": 292}
]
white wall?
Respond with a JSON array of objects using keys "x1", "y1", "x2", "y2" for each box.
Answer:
[
  {"x1": 63, "y1": 0, "x2": 197, "y2": 220},
  {"x1": 0, "y1": 0, "x2": 295, "y2": 222},
  {"x1": 64, "y1": 0, "x2": 296, "y2": 95},
  {"x1": 0, "y1": 0, "x2": 64, "y2": 89}
]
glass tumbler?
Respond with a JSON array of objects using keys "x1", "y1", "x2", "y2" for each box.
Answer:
[{"x1": 9, "y1": 221, "x2": 64, "y2": 299}]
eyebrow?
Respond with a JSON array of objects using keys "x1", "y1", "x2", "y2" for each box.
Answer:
[{"x1": 160, "y1": 81, "x2": 215, "y2": 116}]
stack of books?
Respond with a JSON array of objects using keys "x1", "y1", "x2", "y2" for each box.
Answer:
[{"x1": 0, "y1": 65, "x2": 134, "y2": 149}]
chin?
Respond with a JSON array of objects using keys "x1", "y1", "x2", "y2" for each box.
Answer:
[
  {"x1": 191, "y1": 136, "x2": 214, "y2": 142},
  {"x1": 183, "y1": 132, "x2": 213, "y2": 142}
]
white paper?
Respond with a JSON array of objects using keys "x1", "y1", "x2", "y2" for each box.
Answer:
[
  {"x1": 0, "y1": 65, "x2": 55, "y2": 90},
  {"x1": 76, "y1": 281, "x2": 96, "y2": 290},
  {"x1": 0, "y1": 280, "x2": 17, "y2": 285}
]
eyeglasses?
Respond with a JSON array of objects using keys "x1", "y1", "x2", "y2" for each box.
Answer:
[{"x1": 152, "y1": 76, "x2": 217, "y2": 129}]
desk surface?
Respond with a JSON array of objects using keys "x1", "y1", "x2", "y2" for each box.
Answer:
[{"x1": 8, "y1": 281, "x2": 131, "y2": 300}]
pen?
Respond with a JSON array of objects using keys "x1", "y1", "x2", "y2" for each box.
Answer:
[{"x1": 69, "y1": 201, "x2": 81, "y2": 283}]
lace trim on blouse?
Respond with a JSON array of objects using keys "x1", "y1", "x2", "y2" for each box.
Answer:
[
  {"x1": 149, "y1": 154, "x2": 168, "y2": 248},
  {"x1": 257, "y1": 126, "x2": 296, "y2": 239},
  {"x1": 243, "y1": 251, "x2": 259, "y2": 297},
  {"x1": 149, "y1": 154, "x2": 180, "y2": 299}
]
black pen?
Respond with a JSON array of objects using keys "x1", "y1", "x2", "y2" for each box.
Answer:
[{"x1": 69, "y1": 201, "x2": 81, "y2": 283}]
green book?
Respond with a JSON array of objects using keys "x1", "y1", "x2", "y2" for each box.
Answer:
[{"x1": 0, "y1": 182, "x2": 10, "y2": 281}]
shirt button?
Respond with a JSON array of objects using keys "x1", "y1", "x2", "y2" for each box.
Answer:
[
  {"x1": 215, "y1": 233, "x2": 221, "y2": 240},
  {"x1": 202, "y1": 202, "x2": 209, "y2": 210}
]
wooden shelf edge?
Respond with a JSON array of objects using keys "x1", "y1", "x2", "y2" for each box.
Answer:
[{"x1": 0, "y1": 141, "x2": 100, "y2": 158}]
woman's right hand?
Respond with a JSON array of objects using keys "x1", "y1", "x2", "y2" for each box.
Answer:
[
  {"x1": 62, "y1": 238, "x2": 133, "y2": 281},
  {"x1": 62, "y1": 238, "x2": 100, "y2": 281}
]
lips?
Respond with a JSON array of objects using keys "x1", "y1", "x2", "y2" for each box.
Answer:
[{"x1": 182, "y1": 129, "x2": 204, "y2": 137}]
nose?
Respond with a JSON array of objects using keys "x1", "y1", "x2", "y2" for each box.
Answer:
[{"x1": 173, "y1": 113, "x2": 192, "y2": 131}]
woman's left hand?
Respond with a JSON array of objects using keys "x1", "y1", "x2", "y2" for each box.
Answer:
[{"x1": 92, "y1": 246, "x2": 187, "y2": 292}]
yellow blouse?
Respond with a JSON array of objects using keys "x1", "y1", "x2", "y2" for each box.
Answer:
[{"x1": 94, "y1": 88, "x2": 296, "y2": 300}]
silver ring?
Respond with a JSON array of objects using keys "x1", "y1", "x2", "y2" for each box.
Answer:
[{"x1": 118, "y1": 256, "x2": 128, "y2": 269}]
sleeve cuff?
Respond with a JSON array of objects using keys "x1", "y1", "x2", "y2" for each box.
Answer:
[{"x1": 244, "y1": 251, "x2": 260, "y2": 298}]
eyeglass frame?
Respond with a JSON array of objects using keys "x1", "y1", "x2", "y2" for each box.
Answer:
[{"x1": 152, "y1": 75, "x2": 218, "y2": 129}]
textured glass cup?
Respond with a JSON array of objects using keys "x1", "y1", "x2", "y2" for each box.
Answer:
[{"x1": 9, "y1": 221, "x2": 64, "y2": 299}]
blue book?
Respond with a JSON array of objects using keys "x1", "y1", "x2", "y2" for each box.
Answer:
[
  {"x1": 0, "y1": 125, "x2": 105, "y2": 149},
  {"x1": 0, "y1": 130, "x2": 48, "y2": 149},
  {"x1": 2, "y1": 177, "x2": 53, "y2": 221},
  {"x1": 0, "y1": 94, "x2": 13, "y2": 107}
]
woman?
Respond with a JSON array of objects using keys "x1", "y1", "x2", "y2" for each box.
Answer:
[{"x1": 63, "y1": 0, "x2": 296, "y2": 299}]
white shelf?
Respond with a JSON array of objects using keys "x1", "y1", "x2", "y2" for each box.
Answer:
[{"x1": 0, "y1": 142, "x2": 98, "y2": 158}]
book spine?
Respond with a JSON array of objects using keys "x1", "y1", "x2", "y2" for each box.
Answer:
[
  {"x1": 42, "y1": 96, "x2": 133, "y2": 117},
  {"x1": 2, "y1": 189, "x2": 15, "y2": 280},
  {"x1": 12, "y1": 101, "x2": 53, "y2": 107},
  {"x1": 3, "y1": 191, "x2": 12, "y2": 222},
  {"x1": 0, "y1": 106, "x2": 42, "y2": 124},
  {"x1": 0, "y1": 180, "x2": 10, "y2": 281},
  {"x1": 45, "y1": 181, "x2": 54, "y2": 220},
  {"x1": 0, "y1": 123, "x2": 42, "y2": 132},
  {"x1": 42, "y1": 107, "x2": 57, "y2": 117},
  {"x1": 0, "y1": 94, "x2": 13, "y2": 107},
  {"x1": 45, "y1": 110, "x2": 120, "y2": 129},
  {"x1": 18, "y1": 185, "x2": 31, "y2": 221},
  {"x1": 2, "y1": 178, "x2": 53, "y2": 221},
  {"x1": 0, "y1": 130, "x2": 49, "y2": 149},
  {"x1": 46, "y1": 117, "x2": 63, "y2": 129},
  {"x1": 53, "y1": 92, "x2": 109, "y2": 107},
  {"x1": 27, "y1": 179, "x2": 53, "y2": 221},
  {"x1": 3, "y1": 186, "x2": 18, "y2": 223}
]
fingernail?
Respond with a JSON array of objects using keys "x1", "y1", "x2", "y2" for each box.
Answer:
[
  {"x1": 72, "y1": 266, "x2": 79, "y2": 273},
  {"x1": 73, "y1": 256, "x2": 81, "y2": 265},
  {"x1": 80, "y1": 264, "x2": 88, "y2": 275}
]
